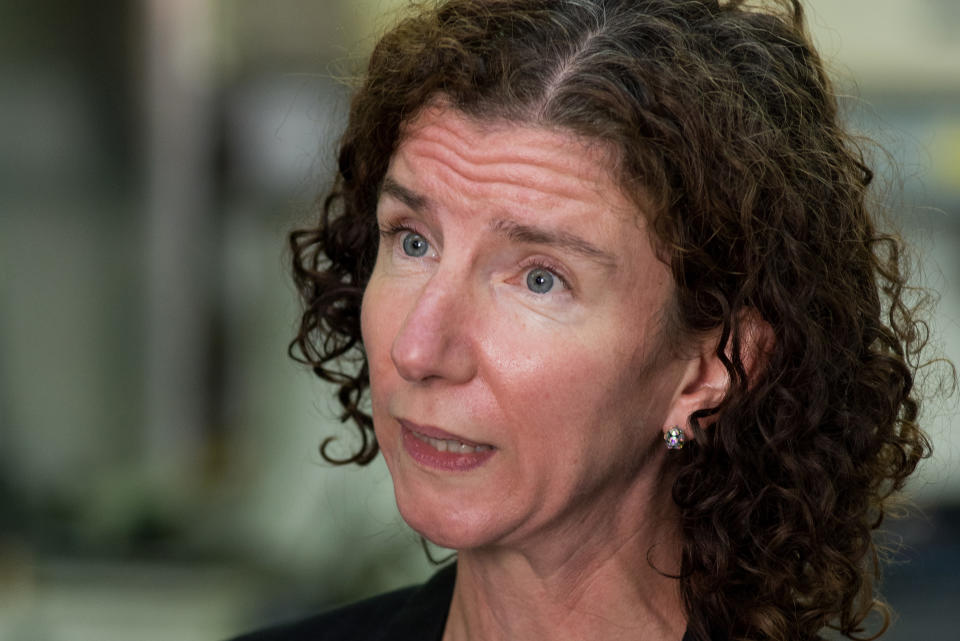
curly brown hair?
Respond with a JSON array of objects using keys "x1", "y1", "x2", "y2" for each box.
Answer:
[{"x1": 288, "y1": 1, "x2": 944, "y2": 639}]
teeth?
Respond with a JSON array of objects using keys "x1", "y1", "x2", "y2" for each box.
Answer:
[{"x1": 411, "y1": 431, "x2": 492, "y2": 454}]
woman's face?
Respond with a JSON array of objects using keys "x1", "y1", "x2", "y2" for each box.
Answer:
[{"x1": 361, "y1": 106, "x2": 693, "y2": 552}]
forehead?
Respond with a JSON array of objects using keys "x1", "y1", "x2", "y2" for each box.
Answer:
[{"x1": 391, "y1": 105, "x2": 630, "y2": 213}]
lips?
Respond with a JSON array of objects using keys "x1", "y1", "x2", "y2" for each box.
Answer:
[
  {"x1": 399, "y1": 419, "x2": 490, "y2": 447},
  {"x1": 408, "y1": 429, "x2": 493, "y2": 453},
  {"x1": 398, "y1": 419, "x2": 496, "y2": 471}
]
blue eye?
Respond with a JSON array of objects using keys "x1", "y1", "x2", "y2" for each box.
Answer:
[
  {"x1": 526, "y1": 268, "x2": 555, "y2": 294},
  {"x1": 402, "y1": 232, "x2": 429, "y2": 257}
]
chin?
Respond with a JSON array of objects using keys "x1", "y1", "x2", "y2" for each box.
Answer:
[
  {"x1": 405, "y1": 516, "x2": 495, "y2": 551},
  {"x1": 393, "y1": 483, "x2": 509, "y2": 551}
]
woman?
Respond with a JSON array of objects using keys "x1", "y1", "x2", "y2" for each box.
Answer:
[{"x1": 234, "y1": 1, "x2": 940, "y2": 639}]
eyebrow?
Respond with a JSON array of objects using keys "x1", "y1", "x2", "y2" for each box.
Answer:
[
  {"x1": 491, "y1": 219, "x2": 618, "y2": 268},
  {"x1": 380, "y1": 177, "x2": 431, "y2": 213}
]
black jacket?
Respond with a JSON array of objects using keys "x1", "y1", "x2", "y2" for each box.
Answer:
[
  {"x1": 228, "y1": 564, "x2": 455, "y2": 641},
  {"x1": 228, "y1": 564, "x2": 696, "y2": 641}
]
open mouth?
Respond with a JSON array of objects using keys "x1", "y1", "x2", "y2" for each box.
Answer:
[
  {"x1": 408, "y1": 429, "x2": 494, "y2": 454},
  {"x1": 398, "y1": 419, "x2": 497, "y2": 471}
]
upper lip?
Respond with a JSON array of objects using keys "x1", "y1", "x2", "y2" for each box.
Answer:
[{"x1": 398, "y1": 418, "x2": 492, "y2": 448}]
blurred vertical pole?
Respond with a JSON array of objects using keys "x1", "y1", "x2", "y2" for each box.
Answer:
[{"x1": 142, "y1": 0, "x2": 215, "y2": 488}]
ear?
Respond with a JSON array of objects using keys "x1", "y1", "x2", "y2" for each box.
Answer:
[{"x1": 662, "y1": 310, "x2": 774, "y2": 442}]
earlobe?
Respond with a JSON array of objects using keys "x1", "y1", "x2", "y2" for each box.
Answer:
[
  {"x1": 661, "y1": 338, "x2": 730, "y2": 441},
  {"x1": 661, "y1": 309, "x2": 774, "y2": 442}
]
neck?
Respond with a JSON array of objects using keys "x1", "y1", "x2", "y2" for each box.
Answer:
[{"x1": 441, "y1": 475, "x2": 686, "y2": 641}]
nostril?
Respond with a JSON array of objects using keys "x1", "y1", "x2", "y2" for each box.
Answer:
[
  {"x1": 390, "y1": 300, "x2": 477, "y2": 385},
  {"x1": 389, "y1": 297, "x2": 448, "y2": 382},
  {"x1": 390, "y1": 333, "x2": 435, "y2": 382}
]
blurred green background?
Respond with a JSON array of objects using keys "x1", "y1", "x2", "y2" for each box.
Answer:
[{"x1": 0, "y1": 1, "x2": 957, "y2": 639}]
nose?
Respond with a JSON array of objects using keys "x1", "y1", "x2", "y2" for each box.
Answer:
[{"x1": 390, "y1": 273, "x2": 478, "y2": 385}]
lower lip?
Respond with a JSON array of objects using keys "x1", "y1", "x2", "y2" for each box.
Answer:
[{"x1": 400, "y1": 424, "x2": 496, "y2": 472}]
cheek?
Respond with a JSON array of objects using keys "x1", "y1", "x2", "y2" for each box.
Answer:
[
  {"x1": 491, "y1": 332, "x2": 630, "y2": 428},
  {"x1": 489, "y1": 317, "x2": 669, "y2": 454},
  {"x1": 360, "y1": 277, "x2": 395, "y2": 401},
  {"x1": 360, "y1": 279, "x2": 405, "y2": 468},
  {"x1": 359, "y1": 284, "x2": 377, "y2": 355}
]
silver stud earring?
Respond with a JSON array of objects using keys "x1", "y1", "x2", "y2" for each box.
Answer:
[{"x1": 664, "y1": 426, "x2": 685, "y2": 450}]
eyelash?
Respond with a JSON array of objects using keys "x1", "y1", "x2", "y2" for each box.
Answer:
[
  {"x1": 378, "y1": 221, "x2": 572, "y2": 292},
  {"x1": 378, "y1": 222, "x2": 421, "y2": 239},
  {"x1": 519, "y1": 258, "x2": 571, "y2": 292}
]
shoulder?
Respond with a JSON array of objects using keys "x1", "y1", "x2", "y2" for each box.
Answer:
[
  {"x1": 226, "y1": 564, "x2": 456, "y2": 641},
  {"x1": 227, "y1": 586, "x2": 417, "y2": 641}
]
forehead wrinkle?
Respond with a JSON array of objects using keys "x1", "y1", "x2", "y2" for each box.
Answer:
[{"x1": 402, "y1": 121, "x2": 614, "y2": 206}]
